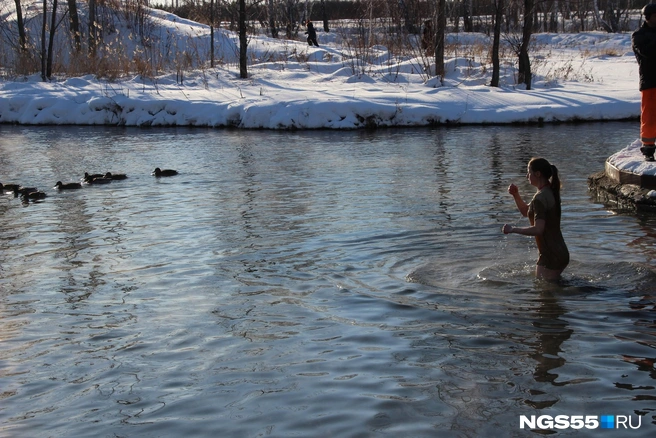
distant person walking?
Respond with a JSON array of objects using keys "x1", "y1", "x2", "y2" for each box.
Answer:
[
  {"x1": 502, "y1": 157, "x2": 569, "y2": 282},
  {"x1": 632, "y1": 3, "x2": 656, "y2": 161},
  {"x1": 305, "y1": 20, "x2": 319, "y2": 47}
]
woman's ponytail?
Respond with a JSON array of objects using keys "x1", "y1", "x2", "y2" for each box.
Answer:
[
  {"x1": 528, "y1": 157, "x2": 562, "y2": 208},
  {"x1": 550, "y1": 164, "x2": 562, "y2": 210}
]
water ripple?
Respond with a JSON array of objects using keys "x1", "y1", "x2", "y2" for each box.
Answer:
[{"x1": 2, "y1": 124, "x2": 656, "y2": 437}]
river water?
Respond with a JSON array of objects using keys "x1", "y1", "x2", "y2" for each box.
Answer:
[{"x1": 0, "y1": 122, "x2": 654, "y2": 437}]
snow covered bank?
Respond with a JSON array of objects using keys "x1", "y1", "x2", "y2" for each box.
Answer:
[{"x1": 0, "y1": 5, "x2": 643, "y2": 129}]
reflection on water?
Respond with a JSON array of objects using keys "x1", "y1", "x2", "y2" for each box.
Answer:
[{"x1": 1, "y1": 123, "x2": 655, "y2": 436}]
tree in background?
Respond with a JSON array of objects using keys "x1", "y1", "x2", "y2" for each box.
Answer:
[
  {"x1": 435, "y1": 0, "x2": 445, "y2": 79},
  {"x1": 240, "y1": 0, "x2": 248, "y2": 78},
  {"x1": 67, "y1": 0, "x2": 81, "y2": 53},
  {"x1": 268, "y1": 0, "x2": 278, "y2": 37},
  {"x1": 462, "y1": 0, "x2": 473, "y2": 32},
  {"x1": 89, "y1": 0, "x2": 98, "y2": 57},
  {"x1": 518, "y1": 0, "x2": 533, "y2": 89},
  {"x1": 41, "y1": 0, "x2": 47, "y2": 78},
  {"x1": 14, "y1": 0, "x2": 27, "y2": 54},
  {"x1": 46, "y1": 0, "x2": 57, "y2": 79},
  {"x1": 321, "y1": 0, "x2": 329, "y2": 32},
  {"x1": 211, "y1": 0, "x2": 216, "y2": 67},
  {"x1": 491, "y1": 0, "x2": 503, "y2": 87}
]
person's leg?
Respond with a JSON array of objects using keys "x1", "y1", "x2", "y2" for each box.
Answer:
[
  {"x1": 641, "y1": 88, "x2": 656, "y2": 160},
  {"x1": 535, "y1": 265, "x2": 564, "y2": 282}
]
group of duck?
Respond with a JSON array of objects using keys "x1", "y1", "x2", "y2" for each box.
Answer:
[{"x1": 1, "y1": 167, "x2": 178, "y2": 203}]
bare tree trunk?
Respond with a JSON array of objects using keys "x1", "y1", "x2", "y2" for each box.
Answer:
[
  {"x1": 604, "y1": 0, "x2": 620, "y2": 33},
  {"x1": 592, "y1": 0, "x2": 609, "y2": 31},
  {"x1": 41, "y1": 0, "x2": 47, "y2": 80},
  {"x1": 46, "y1": 0, "x2": 57, "y2": 79},
  {"x1": 463, "y1": 0, "x2": 473, "y2": 32},
  {"x1": 468, "y1": 0, "x2": 474, "y2": 30},
  {"x1": 67, "y1": 0, "x2": 81, "y2": 52},
  {"x1": 491, "y1": 0, "x2": 503, "y2": 87},
  {"x1": 434, "y1": 0, "x2": 445, "y2": 78},
  {"x1": 321, "y1": 0, "x2": 329, "y2": 32},
  {"x1": 89, "y1": 0, "x2": 97, "y2": 57},
  {"x1": 518, "y1": 0, "x2": 533, "y2": 89},
  {"x1": 14, "y1": 0, "x2": 28, "y2": 53},
  {"x1": 368, "y1": 0, "x2": 373, "y2": 47},
  {"x1": 239, "y1": 0, "x2": 248, "y2": 78},
  {"x1": 285, "y1": 0, "x2": 295, "y2": 39},
  {"x1": 398, "y1": 0, "x2": 411, "y2": 34},
  {"x1": 549, "y1": 0, "x2": 558, "y2": 32},
  {"x1": 210, "y1": 0, "x2": 215, "y2": 67},
  {"x1": 579, "y1": 0, "x2": 586, "y2": 31},
  {"x1": 268, "y1": 0, "x2": 278, "y2": 38}
]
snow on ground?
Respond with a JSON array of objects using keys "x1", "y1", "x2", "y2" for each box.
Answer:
[{"x1": 608, "y1": 138, "x2": 656, "y2": 176}]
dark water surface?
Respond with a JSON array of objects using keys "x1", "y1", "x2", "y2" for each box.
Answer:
[{"x1": 1, "y1": 123, "x2": 655, "y2": 437}]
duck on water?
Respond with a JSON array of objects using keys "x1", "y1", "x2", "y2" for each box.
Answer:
[{"x1": 152, "y1": 168, "x2": 178, "y2": 177}]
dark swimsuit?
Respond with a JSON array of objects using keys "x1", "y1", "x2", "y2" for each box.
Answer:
[{"x1": 528, "y1": 187, "x2": 569, "y2": 271}]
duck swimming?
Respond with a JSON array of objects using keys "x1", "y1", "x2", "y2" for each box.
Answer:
[
  {"x1": 13, "y1": 186, "x2": 38, "y2": 197},
  {"x1": 1, "y1": 183, "x2": 21, "y2": 193},
  {"x1": 87, "y1": 177, "x2": 112, "y2": 184},
  {"x1": 153, "y1": 168, "x2": 178, "y2": 177},
  {"x1": 21, "y1": 190, "x2": 47, "y2": 200},
  {"x1": 83, "y1": 172, "x2": 104, "y2": 182},
  {"x1": 105, "y1": 172, "x2": 128, "y2": 180},
  {"x1": 55, "y1": 181, "x2": 83, "y2": 190}
]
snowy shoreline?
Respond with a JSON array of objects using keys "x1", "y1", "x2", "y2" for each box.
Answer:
[{"x1": 0, "y1": 72, "x2": 641, "y2": 129}]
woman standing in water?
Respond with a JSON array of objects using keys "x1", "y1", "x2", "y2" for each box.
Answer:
[{"x1": 502, "y1": 157, "x2": 569, "y2": 281}]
